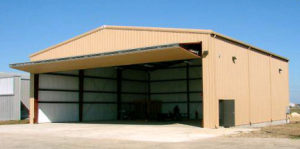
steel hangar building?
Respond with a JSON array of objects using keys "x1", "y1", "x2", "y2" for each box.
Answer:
[{"x1": 11, "y1": 25, "x2": 289, "y2": 128}]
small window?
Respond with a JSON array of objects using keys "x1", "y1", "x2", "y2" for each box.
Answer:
[{"x1": 0, "y1": 78, "x2": 14, "y2": 95}]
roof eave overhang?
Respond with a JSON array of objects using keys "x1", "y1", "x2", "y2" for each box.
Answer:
[
  {"x1": 11, "y1": 42, "x2": 202, "y2": 74},
  {"x1": 211, "y1": 32, "x2": 289, "y2": 62}
]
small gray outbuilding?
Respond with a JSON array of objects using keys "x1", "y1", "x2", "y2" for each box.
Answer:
[{"x1": 0, "y1": 72, "x2": 30, "y2": 121}]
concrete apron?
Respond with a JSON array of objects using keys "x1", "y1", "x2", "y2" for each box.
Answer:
[{"x1": 0, "y1": 122, "x2": 255, "y2": 143}]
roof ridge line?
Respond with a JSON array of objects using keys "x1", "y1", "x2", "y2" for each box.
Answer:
[
  {"x1": 29, "y1": 25, "x2": 212, "y2": 58},
  {"x1": 28, "y1": 25, "x2": 288, "y2": 61}
]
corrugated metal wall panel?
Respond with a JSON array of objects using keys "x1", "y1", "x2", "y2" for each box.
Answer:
[
  {"x1": 39, "y1": 91, "x2": 78, "y2": 102},
  {"x1": 84, "y1": 78, "x2": 116, "y2": 91},
  {"x1": 12, "y1": 77, "x2": 21, "y2": 120},
  {"x1": 39, "y1": 74, "x2": 78, "y2": 90},
  {"x1": 84, "y1": 93, "x2": 116, "y2": 102},
  {"x1": 202, "y1": 35, "x2": 217, "y2": 128},
  {"x1": 55, "y1": 70, "x2": 79, "y2": 75},
  {"x1": 38, "y1": 74, "x2": 79, "y2": 123},
  {"x1": 30, "y1": 29, "x2": 208, "y2": 61},
  {"x1": 84, "y1": 67, "x2": 116, "y2": 77},
  {"x1": 0, "y1": 78, "x2": 14, "y2": 95},
  {"x1": 83, "y1": 67, "x2": 117, "y2": 121},
  {"x1": 205, "y1": 36, "x2": 289, "y2": 128},
  {"x1": 249, "y1": 50, "x2": 272, "y2": 123},
  {"x1": 39, "y1": 104, "x2": 78, "y2": 123},
  {"x1": 121, "y1": 69, "x2": 147, "y2": 107},
  {"x1": 0, "y1": 76, "x2": 15, "y2": 120},
  {"x1": 150, "y1": 59, "x2": 203, "y2": 119},
  {"x1": 83, "y1": 104, "x2": 117, "y2": 121},
  {"x1": 0, "y1": 95, "x2": 13, "y2": 120},
  {"x1": 214, "y1": 37, "x2": 250, "y2": 126},
  {"x1": 270, "y1": 58, "x2": 289, "y2": 121}
]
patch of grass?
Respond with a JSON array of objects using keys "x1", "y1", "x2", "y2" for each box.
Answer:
[
  {"x1": 0, "y1": 119, "x2": 29, "y2": 125},
  {"x1": 290, "y1": 136, "x2": 300, "y2": 139},
  {"x1": 291, "y1": 107, "x2": 300, "y2": 114},
  {"x1": 261, "y1": 123, "x2": 300, "y2": 138},
  {"x1": 231, "y1": 122, "x2": 300, "y2": 139}
]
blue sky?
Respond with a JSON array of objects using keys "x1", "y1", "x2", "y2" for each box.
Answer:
[{"x1": 0, "y1": 0, "x2": 299, "y2": 103}]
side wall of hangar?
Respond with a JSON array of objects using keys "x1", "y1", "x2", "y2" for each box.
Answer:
[
  {"x1": 12, "y1": 26, "x2": 289, "y2": 128},
  {"x1": 203, "y1": 36, "x2": 289, "y2": 128}
]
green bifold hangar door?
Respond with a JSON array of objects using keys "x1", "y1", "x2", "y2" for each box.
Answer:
[{"x1": 11, "y1": 42, "x2": 204, "y2": 124}]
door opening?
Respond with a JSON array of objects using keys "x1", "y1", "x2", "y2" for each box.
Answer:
[{"x1": 219, "y1": 99, "x2": 235, "y2": 128}]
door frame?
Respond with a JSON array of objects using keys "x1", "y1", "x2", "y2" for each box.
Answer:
[{"x1": 219, "y1": 99, "x2": 235, "y2": 127}]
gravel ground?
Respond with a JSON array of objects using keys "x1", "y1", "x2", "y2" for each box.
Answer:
[{"x1": 0, "y1": 122, "x2": 299, "y2": 149}]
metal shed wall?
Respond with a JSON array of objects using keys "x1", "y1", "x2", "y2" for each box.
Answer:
[
  {"x1": 0, "y1": 77, "x2": 21, "y2": 121},
  {"x1": 270, "y1": 57, "x2": 289, "y2": 121},
  {"x1": 214, "y1": 37, "x2": 251, "y2": 126}
]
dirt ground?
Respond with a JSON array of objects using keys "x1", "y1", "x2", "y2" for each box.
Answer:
[
  {"x1": 0, "y1": 122, "x2": 299, "y2": 149},
  {"x1": 1, "y1": 133, "x2": 300, "y2": 149}
]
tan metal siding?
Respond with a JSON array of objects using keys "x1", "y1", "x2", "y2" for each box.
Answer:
[
  {"x1": 202, "y1": 35, "x2": 218, "y2": 128},
  {"x1": 214, "y1": 38, "x2": 250, "y2": 126},
  {"x1": 203, "y1": 36, "x2": 289, "y2": 128},
  {"x1": 270, "y1": 58, "x2": 289, "y2": 121},
  {"x1": 30, "y1": 29, "x2": 209, "y2": 61},
  {"x1": 248, "y1": 50, "x2": 272, "y2": 123}
]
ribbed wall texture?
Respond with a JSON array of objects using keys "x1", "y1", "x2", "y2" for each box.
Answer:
[
  {"x1": 0, "y1": 77, "x2": 21, "y2": 121},
  {"x1": 150, "y1": 59, "x2": 202, "y2": 119},
  {"x1": 36, "y1": 60, "x2": 203, "y2": 122},
  {"x1": 203, "y1": 36, "x2": 290, "y2": 127},
  {"x1": 30, "y1": 29, "x2": 208, "y2": 61},
  {"x1": 83, "y1": 67, "x2": 117, "y2": 121},
  {"x1": 38, "y1": 74, "x2": 79, "y2": 123}
]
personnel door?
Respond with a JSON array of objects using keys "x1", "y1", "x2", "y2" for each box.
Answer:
[{"x1": 219, "y1": 100, "x2": 235, "y2": 127}]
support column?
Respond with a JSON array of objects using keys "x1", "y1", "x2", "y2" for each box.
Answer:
[
  {"x1": 186, "y1": 63, "x2": 190, "y2": 120},
  {"x1": 31, "y1": 74, "x2": 39, "y2": 124},
  {"x1": 146, "y1": 71, "x2": 151, "y2": 120},
  {"x1": 202, "y1": 35, "x2": 218, "y2": 128},
  {"x1": 79, "y1": 70, "x2": 84, "y2": 122},
  {"x1": 117, "y1": 68, "x2": 122, "y2": 120}
]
